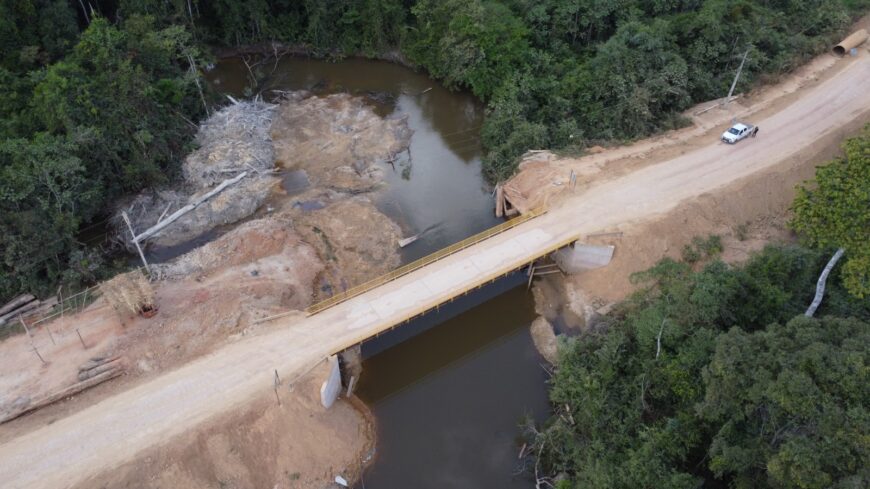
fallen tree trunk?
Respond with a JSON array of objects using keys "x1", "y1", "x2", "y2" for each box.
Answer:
[
  {"x1": 0, "y1": 300, "x2": 41, "y2": 325},
  {"x1": 0, "y1": 294, "x2": 36, "y2": 316},
  {"x1": 0, "y1": 368, "x2": 123, "y2": 425},
  {"x1": 805, "y1": 248, "x2": 845, "y2": 318},
  {"x1": 19, "y1": 297, "x2": 58, "y2": 320},
  {"x1": 398, "y1": 235, "x2": 418, "y2": 248},
  {"x1": 78, "y1": 359, "x2": 124, "y2": 381},
  {"x1": 133, "y1": 171, "x2": 248, "y2": 244}
]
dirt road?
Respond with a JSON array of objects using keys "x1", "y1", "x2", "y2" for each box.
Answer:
[{"x1": 1, "y1": 53, "x2": 869, "y2": 488}]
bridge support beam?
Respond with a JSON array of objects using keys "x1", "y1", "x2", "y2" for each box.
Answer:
[{"x1": 320, "y1": 355, "x2": 342, "y2": 409}]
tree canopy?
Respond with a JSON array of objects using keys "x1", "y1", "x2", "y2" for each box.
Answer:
[
  {"x1": 1, "y1": 0, "x2": 868, "y2": 301},
  {"x1": 103, "y1": 0, "x2": 870, "y2": 179},
  {"x1": 791, "y1": 125, "x2": 870, "y2": 298},
  {"x1": 535, "y1": 245, "x2": 869, "y2": 488},
  {"x1": 0, "y1": 4, "x2": 205, "y2": 300}
]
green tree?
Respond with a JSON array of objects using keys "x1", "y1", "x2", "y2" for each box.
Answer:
[
  {"x1": 701, "y1": 316, "x2": 869, "y2": 489},
  {"x1": 0, "y1": 15, "x2": 204, "y2": 301},
  {"x1": 0, "y1": 0, "x2": 78, "y2": 70},
  {"x1": 32, "y1": 16, "x2": 201, "y2": 195},
  {"x1": 0, "y1": 133, "x2": 96, "y2": 297},
  {"x1": 406, "y1": 0, "x2": 531, "y2": 99},
  {"x1": 535, "y1": 244, "x2": 868, "y2": 488},
  {"x1": 791, "y1": 126, "x2": 870, "y2": 297}
]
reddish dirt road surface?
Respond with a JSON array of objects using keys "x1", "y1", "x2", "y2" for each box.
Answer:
[{"x1": 1, "y1": 52, "x2": 869, "y2": 489}]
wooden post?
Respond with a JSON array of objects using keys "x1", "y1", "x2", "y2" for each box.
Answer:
[
  {"x1": 32, "y1": 345, "x2": 46, "y2": 365},
  {"x1": 346, "y1": 375, "x2": 356, "y2": 398},
  {"x1": 274, "y1": 369, "x2": 282, "y2": 406},
  {"x1": 19, "y1": 316, "x2": 31, "y2": 338},
  {"x1": 58, "y1": 285, "x2": 64, "y2": 320},
  {"x1": 121, "y1": 211, "x2": 151, "y2": 275},
  {"x1": 76, "y1": 328, "x2": 87, "y2": 349},
  {"x1": 526, "y1": 264, "x2": 536, "y2": 290},
  {"x1": 534, "y1": 269, "x2": 563, "y2": 276},
  {"x1": 495, "y1": 185, "x2": 505, "y2": 217},
  {"x1": 725, "y1": 49, "x2": 750, "y2": 107}
]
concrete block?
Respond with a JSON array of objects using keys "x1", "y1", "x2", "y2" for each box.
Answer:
[
  {"x1": 320, "y1": 355, "x2": 342, "y2": 409},
  {"x1": 553, "y1": 244, "x2": 615, "y2": 274}
]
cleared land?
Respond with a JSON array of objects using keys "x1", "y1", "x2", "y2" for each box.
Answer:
[{"x1": 1, "y1": 49, "x2": 869, "y2": 489}]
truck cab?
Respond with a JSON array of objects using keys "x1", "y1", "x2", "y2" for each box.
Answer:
[{"x1": 721, "y1": 122, "x2": 756, "y2": 144}]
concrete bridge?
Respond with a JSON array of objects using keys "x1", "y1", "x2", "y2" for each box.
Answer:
[
  {"x1": 293, "y1": 207, "x2": 578, "y2": 356},
  {"x1": 1, "y1": 51, "x2": 869, "y2": 489}
]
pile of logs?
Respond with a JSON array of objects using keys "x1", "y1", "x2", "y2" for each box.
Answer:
[
  {"x1": 0, "y1": 356, "x2": 126, "y2": 424},
  {"x1": 77, "y1": 355, "x2": 124, "y2": 382},
  {"x1": 0, "y1": 294, "x2": 58, "y2": 328}
]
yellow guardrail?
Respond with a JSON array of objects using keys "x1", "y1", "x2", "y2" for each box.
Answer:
[
  {"x1": 328, "y1": 232, "x2": 580, "y2": 355},
  {"x1": 306, "y1": 207, "x2": 548, "y2": 316}
]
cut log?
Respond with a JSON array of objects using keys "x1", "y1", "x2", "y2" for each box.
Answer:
[
  {"x1": 78, "y1": 359, "x2": 123, "y2": 381},
  {"x1": 398, "y1": 235, "x2": 419, "y2": 248},
  {"x1": 0, "y1": 300, "x2": 41, "y2": 324},
  {"x1": 0, "y1": 368, "x2": 123, "y2": 425},
  {"x1": 78, "y1": 355, "x2": 121, "y2": 373},
  {"x1": 133, "y1": 171, "x2": 248, "y2": 244},
  {"x1": 19, "y1": 302, "x2": 58, "y2": 322},
  {"x1": 0, "y1": 294, "x2": 36, "y2": 316}
]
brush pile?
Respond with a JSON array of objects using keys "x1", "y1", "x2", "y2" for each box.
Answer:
[
  {"x1": 117, "y1": 99, "x2": 279, "y2": 249},
  {"x1": 100, "y1": 270, "x2": 155, "y2": 317}
]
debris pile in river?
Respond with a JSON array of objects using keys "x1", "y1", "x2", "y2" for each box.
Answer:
[
  {"x1": 271, "y1": 92, "x2": 413, "y2": 193},
  {"x1": 184, "y1": 99, "x2": 277, "y2": 186},
  {"x1": 117, "y1": 100, "x2": 279, "y2": 249}
]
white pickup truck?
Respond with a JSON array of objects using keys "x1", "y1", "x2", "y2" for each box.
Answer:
[{"x1": 721, "y1": 122, "x2": 758, "y2": 144}]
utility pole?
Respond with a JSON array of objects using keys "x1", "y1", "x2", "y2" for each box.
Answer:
[{"x1": 725, "y1": 49, "x2": 750, "y2": 107}]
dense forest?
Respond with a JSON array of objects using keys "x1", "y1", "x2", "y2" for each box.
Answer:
[
  {"x1": 1, "y1": 0, "x2": 868, "y2": 300},
  {"x1": 533, "y1": 131, "x2": 870, "y2": 488},
  {"x1": 535, "y1": 243, "x2": 869, "y2": 489}
]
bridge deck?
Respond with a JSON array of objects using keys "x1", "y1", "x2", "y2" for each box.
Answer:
[{"x1": 305, "y1": 206, "x2": 549, "y2": 316}]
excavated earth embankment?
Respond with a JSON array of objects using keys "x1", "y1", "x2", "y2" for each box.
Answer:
[{"x1": 2, "y1": 90, "x2": 412, "y2": 487}]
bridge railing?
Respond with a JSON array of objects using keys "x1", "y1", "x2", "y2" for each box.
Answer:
[{"x1": 305, "y1": 207, "x2": 547, "y2": 316}]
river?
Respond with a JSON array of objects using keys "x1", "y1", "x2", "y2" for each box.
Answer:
[
  {"x1": 207, "y1": 56, "x2": 549, "y2": 488},
  {"x1": 206, "y1": 56, "x2": 500, "y2": 261}
]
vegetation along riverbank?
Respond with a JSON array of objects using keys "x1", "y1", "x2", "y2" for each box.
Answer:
[{"x1": 3, "y1": 1, "x2": 870, "y2": 301}]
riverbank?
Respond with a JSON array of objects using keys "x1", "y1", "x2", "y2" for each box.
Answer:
[
  {"x1": 70, "y1": 361, "x2": 375, "y2": 489},
  {"x1": 0, "y1": 56, "x2": 494, "y2": 488},
  {"x1": 2, "y1": 35, "x2": 869, "y2": 489},
  {"x1": 516, "y1": 44, "x2": 870, "y2": 348}
]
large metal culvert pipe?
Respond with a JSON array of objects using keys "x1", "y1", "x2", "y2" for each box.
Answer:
[{"x1": 833, "y1": 29, "x2": 868, "y2": 56}]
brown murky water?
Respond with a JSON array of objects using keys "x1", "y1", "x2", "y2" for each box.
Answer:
[
  {"x1": 206, "y1": 56, "x2": 500, "y2": 262},
  {"x1": 207, "y1": 58, "x2": 548, "y2": 488},
  {"x1": 356, "y1": 280, "x2": 549, "y2": 489}
]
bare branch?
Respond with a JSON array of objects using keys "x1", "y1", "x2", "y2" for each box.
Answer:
[{"x1": 805, "y1": 248, "x2": 845, "y2": 317}]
